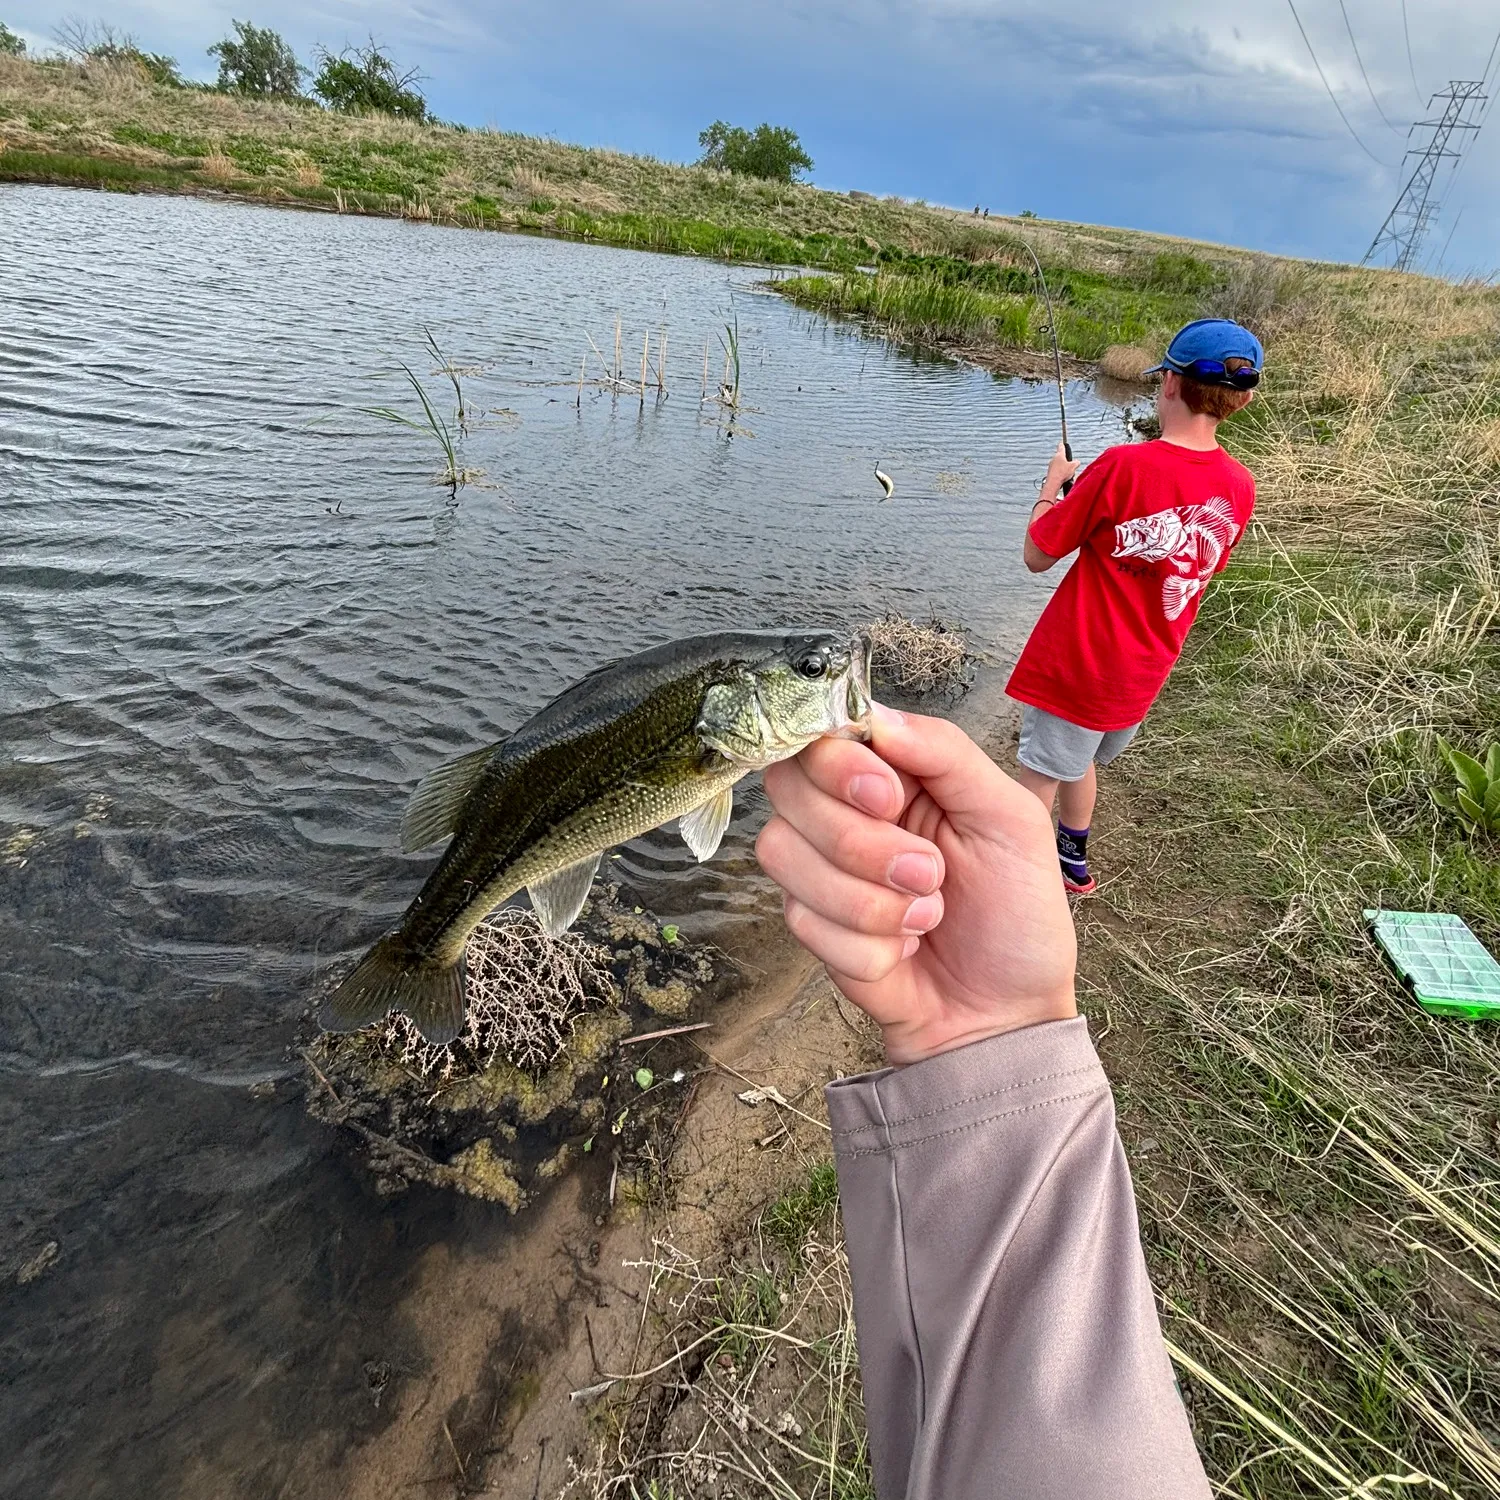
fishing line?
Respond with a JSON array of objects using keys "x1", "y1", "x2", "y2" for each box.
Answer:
[{"x1": 1016, "y1": 238, "x2": 1074, "y2": 496}]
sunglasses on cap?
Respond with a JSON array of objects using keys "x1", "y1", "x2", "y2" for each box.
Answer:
[{"x1": 1167, "y1": 355, "x2": 1261, "y2": 390}]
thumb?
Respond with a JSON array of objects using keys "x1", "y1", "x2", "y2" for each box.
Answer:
[{"x1": 867, "y1": 705, "x2": 1019, "y2": 823}]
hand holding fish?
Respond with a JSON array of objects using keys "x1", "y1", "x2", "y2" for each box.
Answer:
[{"x1": 757, "y1": 706, "x2": 1077, "y2": 1065}]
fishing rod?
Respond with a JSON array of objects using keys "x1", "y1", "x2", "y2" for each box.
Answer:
[{"x1": 1016, "y1": 239, "x2": 1074, "y2": 496}]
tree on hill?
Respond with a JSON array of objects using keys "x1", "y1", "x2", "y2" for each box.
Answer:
[
  {"x1": 0, "y1": 21, "x2": 26, "y2": 56},
  {"x1": 312, "y1": 39, "x2": 425, "y2": 120},
  {"x1": 52, "y1": 18, "x2": 182, "y2": 85},
  {"x1": 697, "y1": 121, "x2": 813, "y2": 183},
  {"x1": 208, "y1": 21, "x2": 305, "y2": 98}
]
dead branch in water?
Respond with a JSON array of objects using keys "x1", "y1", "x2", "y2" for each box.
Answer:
[
  {"x1": 374, "y1": 907, "x2": 618, "y2": 1078},
  {"x1": 864, "y1": 613, "x2": 977, "y2": 698}
]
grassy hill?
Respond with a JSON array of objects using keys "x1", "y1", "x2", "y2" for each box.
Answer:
[{"x1": 3, "y1": 49, "x2": 1293, "y2": 370}]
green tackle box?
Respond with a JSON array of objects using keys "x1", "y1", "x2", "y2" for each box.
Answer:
[{"x1": 1365, "y1": 909, "x2": 1500, "y2": 1020}]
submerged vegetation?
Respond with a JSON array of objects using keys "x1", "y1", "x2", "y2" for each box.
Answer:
[
  {"x1": 306, "y1": 889, "x2": 733, "y2": 1209},
  {"x1": 865, "y1": 613, "x2": 976, "y2": 699}
]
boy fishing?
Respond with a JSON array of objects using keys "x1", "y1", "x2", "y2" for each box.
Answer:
[{"x1": 1007, "y1": 318, "x2": 1264, "y2": 894}]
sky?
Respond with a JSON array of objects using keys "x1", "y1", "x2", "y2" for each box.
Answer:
[{"x1": 10, "y1": 0, "x2": 1500, "y2": 273}]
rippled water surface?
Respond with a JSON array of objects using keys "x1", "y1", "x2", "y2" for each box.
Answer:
[{"x1": 0, "y1": 186, "x2": 1133, "y2": 1496}]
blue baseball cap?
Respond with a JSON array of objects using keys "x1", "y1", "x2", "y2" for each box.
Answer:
[{"x1": 1146, "y1": 318, "x2": 1264, "y2": 387}]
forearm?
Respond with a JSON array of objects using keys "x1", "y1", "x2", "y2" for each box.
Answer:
[
  {"x1": 827, "y1": 1016, "x2": 1210, "y2": 1500},
  {"x1": 1025, "y1": 492, "x2": 1062, "y2": 572}
]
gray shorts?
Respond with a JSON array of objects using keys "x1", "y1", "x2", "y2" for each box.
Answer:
[{"x1": 1017, "y1": 705, "x2": 1141, "y2": 783}]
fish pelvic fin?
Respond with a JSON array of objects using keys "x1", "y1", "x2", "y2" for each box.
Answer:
[
  {"x1": 527, "y1": 853, "x2": 601, "y2": 937},
  {"x1": 320, "y1": 934, "x2": 467, "y2": 1046},
  {"x1": 401, "y1": 742, "x2": 502, "y2": 854}
]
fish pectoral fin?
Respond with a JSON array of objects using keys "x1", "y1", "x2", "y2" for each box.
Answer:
[
  {"x1": 400, "y1": 743, "x2": 501, "y2": 853},
  {"x1": 679, "y1": 787, "x2": 734, "y2": 862},
  {"x1": 527, "y1": 854, "x2": 601, "y2": 937}
]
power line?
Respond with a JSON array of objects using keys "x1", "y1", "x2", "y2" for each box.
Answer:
[
  {"x1": 1434, "y1": 27, "x2": 1500, "y2": 206},
  {"x1": 1400, "y1": 0, "x2": 1424, "y2": 106},
  {"x1": 1285, "y1": 0, "x2": 1391, "y2": 166},
  {"x1": 1337, "y1": 0, "x2": 1402, "y2": 132},
  {"x1": 1364, "y1": 79, "x2": 1486, "y2": 271}
]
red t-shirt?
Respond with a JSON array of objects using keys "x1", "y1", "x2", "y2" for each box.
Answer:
[{"x1": 1006, "y1": 440, "x2": 1256, "y2": 731}]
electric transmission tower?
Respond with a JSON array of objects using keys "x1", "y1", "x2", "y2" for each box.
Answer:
[{"x1": 1363, "y1": 80, "x2": 1486, "y2": 270}]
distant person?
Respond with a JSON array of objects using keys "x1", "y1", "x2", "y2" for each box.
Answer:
[
  {"x1": 757, "y1": 706, "x2": 1212, "y2": 1499},
  {"x1": 1007, "y1": 319, "x2": 1262, "y2": 893}
]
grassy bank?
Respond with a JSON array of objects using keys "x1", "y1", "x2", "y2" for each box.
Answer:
[
  {"x1": 1096, "y1": 270, "x2": 1500, "y2": 1495},
  {"x1": 576, "y1": 275, "x2": 1500, "y2": 1497},
  {"x1": 780, "y1": 241, "x2": 1297, "y2": 364},
  {"x1": 3, "y1": 49, "x2": 1269, "y2": 299}
]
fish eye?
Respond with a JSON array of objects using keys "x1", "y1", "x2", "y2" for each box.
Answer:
[{"x1": 795, "y1": 650, "x2": 828, "y2": 680}]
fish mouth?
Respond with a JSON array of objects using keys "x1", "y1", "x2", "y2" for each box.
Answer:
[{"x1": 846, "y1": 631, "x2": 874, "y2": 740}]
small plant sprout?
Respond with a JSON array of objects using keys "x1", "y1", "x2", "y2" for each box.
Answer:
[
  {"x1": 634, "y1": 1068, "x2": 654, "y2": 1090},
  {"x1": 718, "y1": 316, "x2": 741, "y2": 408},
  {"x1": 364, "y1": 331, "x2": 485, "y2": 495},
  {"x1": 1434, "y1": 737, "x2": 1500, "y2": 836},
  {"x1": 660, "y1": 924, "x2": 679, "y2": 945},
  {"x1": 365, "y1": 364, "x2": 461, "y2": 492},
  {"x1": 422, "y1": 326, "x2": 468, "y2": 432}
]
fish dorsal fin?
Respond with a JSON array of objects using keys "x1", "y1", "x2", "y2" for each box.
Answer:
[
  {"x1": 680, "y1": 787, "x2": 734, "y2": 862},
  {"x1": 400, "y1": 743, "x2": 501, "y2": 854},
  {"x1": 527, "y1": 854, "x2": 601, "y2": 937}
]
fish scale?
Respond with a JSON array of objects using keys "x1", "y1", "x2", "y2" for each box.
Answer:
[{"x1": 322, "y1": 629, "x2": 872, "y2": 1043}]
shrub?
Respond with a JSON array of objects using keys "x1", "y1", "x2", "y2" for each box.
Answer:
[
  {"x1": 697, "y1": 120, "x2": 812, "y2": 182},
  {"x1": 0, "y1": 20, "x2": 25, "y2": 56},
  {"x1": 208, "y1": 20, "x2": 304, "y2": 98},
  {"x1": 53, "y1": 19, "x2": 182, "y2": 85},
  {"x1": 312, "y1": 39, "x2": 426, "y2": 120}
]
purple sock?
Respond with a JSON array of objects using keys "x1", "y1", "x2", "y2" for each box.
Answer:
[{"x1": 1057, "y1": 823, "x2": 1089, "y2": 877}]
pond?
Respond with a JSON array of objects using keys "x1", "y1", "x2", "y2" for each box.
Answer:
[{"x1": 0, "y1": 184, "x2": 1134, "y2": 1497}]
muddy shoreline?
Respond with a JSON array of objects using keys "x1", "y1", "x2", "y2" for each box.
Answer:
[{"x1": 309, "y1": 672, "x2": 1021, "y2": 1498}]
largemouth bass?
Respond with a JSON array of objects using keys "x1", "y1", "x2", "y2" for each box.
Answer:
[{"x1": 324, "y1": 630, "x2": 873, "y2": 1043}]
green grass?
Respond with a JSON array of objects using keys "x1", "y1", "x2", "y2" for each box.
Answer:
[
  {"x1": 0, "y1": 147, "x2": 190, "y2": 191},
  {"x1": 779, "y1": 253, "x2": 1219, "y2": 360},
  {"x1": 761, "y1": 1161, "x2": 839, "y2": 1260},
  {"x1": 111, "y1": 123, "x2": 209, "y2": 156}
]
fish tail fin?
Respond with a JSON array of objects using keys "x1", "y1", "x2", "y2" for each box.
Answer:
[{"x1": 320, "y1": 934, "x2": 467, "y2": 1046}]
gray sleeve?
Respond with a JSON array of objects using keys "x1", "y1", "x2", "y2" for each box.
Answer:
[{"x1": 825, "y1": 1015, "x2": 1210, "y2": 1500}]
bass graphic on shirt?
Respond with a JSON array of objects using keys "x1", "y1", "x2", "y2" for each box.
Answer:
[{"x1": 1111, "y1": 494, "x2": 1241, "y2": 622}]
